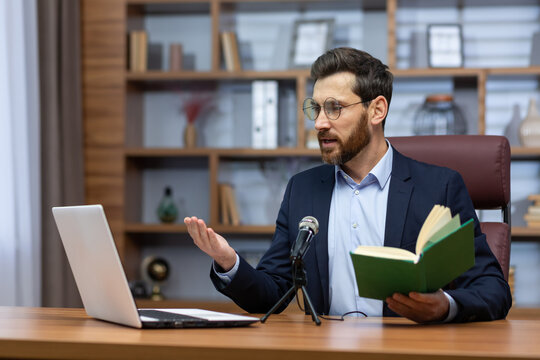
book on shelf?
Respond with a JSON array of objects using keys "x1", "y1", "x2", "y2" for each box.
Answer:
[
  {"x1": 350, "y1": 205, "x2": 475, "y2": 300},
  {"x1": 128, "y1": 30, "x2": 148, "y2": 72},
  {"x1": 252, "y1": 80, "x2": 278, "y2": 149},
  {"x1": 218, "y1": 184, "x2": 230, "y2": 225},
  {"x1": 525, "y1": 194, "x2": 540, "y2": 227},
  {"x1": 524, "y1": 213, "x2": 540, "y2": 227},
  {"x1": 221, "y1": 31, "x2": 242, "y2": 72},
  {"x1": 527, "y1": 205, "x2": 540, "y2": 216},
  {"x1": 169, "y1": 43, "x2": 183, "y2": 71},
  {"x1": 218, "y1": 183, "x2": 240, "y2": 226},
  {"x1": 147, "y1": 43, "x2": 163, "y2": 71}
]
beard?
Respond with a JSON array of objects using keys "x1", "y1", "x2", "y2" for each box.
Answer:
[{"x1": 318, "y1": 111, "x2": 371, "y2": 165}]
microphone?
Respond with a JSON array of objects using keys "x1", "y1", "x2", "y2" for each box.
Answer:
[{"x1": 290, "y1": 216, "x2": 319, "y2": 261}]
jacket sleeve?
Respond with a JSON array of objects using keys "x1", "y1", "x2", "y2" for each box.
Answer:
[
  {"x1": 444, "y1": 171, "x2": 512, "y2": 322},
  {"x1": 209, "y1": 176, "x2": 296, "y2": 313}
]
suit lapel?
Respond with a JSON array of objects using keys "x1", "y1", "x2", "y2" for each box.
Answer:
[
  {"x1": 384, "y1": 148, "x2": 413, "y2": 248},
  {"x1": 312, "y1": 166, "x2": 335, "y2": 314}
]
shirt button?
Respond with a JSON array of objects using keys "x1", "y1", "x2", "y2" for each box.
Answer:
[
  {"x1": 354, "y1": 190, "x2": 359, "y2": 195},
  {"x1": 352, "y1": 223, "x2": 358, "y2": 229}
]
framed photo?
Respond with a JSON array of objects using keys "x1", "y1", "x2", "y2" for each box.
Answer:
[
  {"x1": 289, "y1": 19, "x2": 334, "y2": 69},
  {"x1": 427, "y1": 24, "x2": 464, "y2": 68}
]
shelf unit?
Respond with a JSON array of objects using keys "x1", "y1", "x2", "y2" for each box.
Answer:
[{"x1": 81, "y1": 0, "x2": 540, "y2": 302}]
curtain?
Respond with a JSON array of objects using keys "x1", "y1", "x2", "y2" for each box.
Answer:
[
  {"x1": 0, "y1": 1, "x2": 41, "y2": 306},
  {"x1": 39, "y1": 0, "x2": 84, "y2": 308}
]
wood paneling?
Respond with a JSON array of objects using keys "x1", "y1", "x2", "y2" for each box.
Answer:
[{"x1": 81, "y1": 0, "x2": 126, "y2": 249}]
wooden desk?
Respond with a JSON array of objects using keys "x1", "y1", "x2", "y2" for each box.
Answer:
[{"x1": 1, "y1": 306, "x2": 539, "y2": 360}]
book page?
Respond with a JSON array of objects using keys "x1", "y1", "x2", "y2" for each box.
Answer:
[
  {"x1": 415, "y1": 205, "x2": 452, "y2": 255},
  {"x1": 422, "y1": 214, "x2": 461, "y2": 251},
  {"x1": 352, "y1": 245, "x2": 418, "y2": 262}
]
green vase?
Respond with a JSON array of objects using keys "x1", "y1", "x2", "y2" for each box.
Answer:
[{"x1": 157, "y1": 186, "x2": 178, "y2": 223}]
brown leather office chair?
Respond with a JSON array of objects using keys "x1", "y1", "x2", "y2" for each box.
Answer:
[{"x1": 389, "y1": 135, "x2": 511, "y2": 281}]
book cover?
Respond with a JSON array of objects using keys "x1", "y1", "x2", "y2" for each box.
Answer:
[
  {"x1": 223, "y1": 184, "x2": 240, "y2": 226},
  {"x1": 350, "y1": 215, "x2": 475, "y2": 300},
  {"x1": 129, "y1": 31, "x2": 139, "y2": 71},
  {"x1": 221, "y1": 32, "x2": 235, "y2": 72},
  {"x1": 147, "y1": 43, "x2": 163, "y2": 71},
  {"x1": 229, "y1": 31, "x2": 242, "y2": 71},
  {"x1": 264, "y1": 81, "x2": 278, "y2": 149},
  {"x1": 169, "y1": 43, "x2": 183, "y2": 71},
  {"x1": 218, "y1": 184, "x2": 230, "y2": 225},
  {"x1": 252, "y1": 81, "x2": 266, "y2": 148},
  {"x1": 138, "y1": 31, "x2": 148, "y2": 71}
]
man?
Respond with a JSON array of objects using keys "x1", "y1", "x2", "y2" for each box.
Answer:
[{"x1": 185, "y1": 47, "x2": 511, "y2": 323}]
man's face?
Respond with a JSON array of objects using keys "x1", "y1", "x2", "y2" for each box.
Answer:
[{"x1": 312, "y1": 72, "x2": 371, "y2": 165}]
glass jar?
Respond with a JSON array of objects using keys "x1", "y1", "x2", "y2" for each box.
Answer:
[{"x1": 413, "y1": 94, "x2": 467, "y2": 135}]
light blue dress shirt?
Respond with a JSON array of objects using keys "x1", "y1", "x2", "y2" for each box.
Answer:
[{"x1": 327, "y1": 142, "x2": 393, "y2": 316}]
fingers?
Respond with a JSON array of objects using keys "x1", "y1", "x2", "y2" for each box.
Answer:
[
  {"x1": 183, "y1": 216, "x2": 236, "y2": 271},
  {"x1": 184, "y1": 216, "x2": 211, "y2": 251},
  {"x1": 386, "y1": 289, "x2": 449, "y2": 323}
]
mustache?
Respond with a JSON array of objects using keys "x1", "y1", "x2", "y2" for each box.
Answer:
[{"x1": 317, "y1": 130, "x2": 336, "y2": 140}]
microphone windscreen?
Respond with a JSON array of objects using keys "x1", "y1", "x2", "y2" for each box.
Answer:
[{"x1": 299, "y1": 216, "x2": 319, "y2": 234}]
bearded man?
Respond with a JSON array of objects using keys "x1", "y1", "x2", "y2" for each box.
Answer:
[{"x1": 185, "y1": 47, "x2": 511, "y2": 323}]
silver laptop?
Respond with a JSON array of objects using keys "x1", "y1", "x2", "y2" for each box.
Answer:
[{"x1": 52, "y1": 204, "x2": 259, "y2": 329}]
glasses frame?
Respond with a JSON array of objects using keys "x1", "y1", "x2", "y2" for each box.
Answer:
[{"x1": 303, "y1": 97, "x2": 372, "y2": 121}]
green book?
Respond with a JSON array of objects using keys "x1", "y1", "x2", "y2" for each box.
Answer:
[{"x1": 349, "y1": 205, "x2": 475, "y2": 300}]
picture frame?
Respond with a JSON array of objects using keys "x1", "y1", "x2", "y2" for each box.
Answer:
[
  {"x1": 427, "y1": 24, "x2": 464, "y2": 68},
  {"x1": 289, "y1": 19, "x2": 334, "y2": 69}
]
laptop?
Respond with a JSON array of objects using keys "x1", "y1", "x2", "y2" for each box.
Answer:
[{"x1": 52, "y1": 204, "x2": 259, "y2": 329}]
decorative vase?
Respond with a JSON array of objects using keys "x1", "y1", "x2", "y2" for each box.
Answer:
[
  {"x1": 183, "y1": 123, "x2": 197, "y2": 148},
  {"x1": 413, "y1": 94, "x2": 467, "y2": 135},
  {"x1": 519, "y1": 98, "x2": 540, "y2": 147},
  {"x1": 504, "y1": 104, "x2": 521, "y2": 146},
  {"x1": 157, "y1": 186, "x2": 178, "y2": 223}
]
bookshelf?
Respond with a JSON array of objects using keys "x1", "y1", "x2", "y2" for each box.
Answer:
[{"x1": 81, "y1": 0, "x2": 540, "y2": 305}]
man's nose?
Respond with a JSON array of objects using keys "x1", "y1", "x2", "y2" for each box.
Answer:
[{"x1": 314, "y1": 111, "x2": 331, "y2": 131}]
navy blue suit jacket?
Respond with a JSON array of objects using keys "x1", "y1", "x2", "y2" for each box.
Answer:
[{"x1": 211, "y1": 147, "x2": 512, "y2": 322}]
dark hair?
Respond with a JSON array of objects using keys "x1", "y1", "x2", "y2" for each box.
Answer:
[{"x1": 310, "y1": 47, "x2": 393, "y2": 127}]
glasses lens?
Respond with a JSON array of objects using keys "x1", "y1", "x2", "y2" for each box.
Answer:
[
  {"x1": 324, "y1": 98, "x2": 341, "y2": 120},
  {"x1": 303, "y1": 98, "x2": 320, "y2": 121}
]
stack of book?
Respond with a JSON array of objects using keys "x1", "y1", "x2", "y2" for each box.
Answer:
[
  {"x1": 252, "y1": 80, "x2": 278, "y2": 149},
  {"x1": 129, "y1": 30, "x2": 148, "y2": 72},
  {"x1": 524, "y1": 194, "x2": 540, "y2": 227},
  {"x1": 218, "y1": 183, "x2": 240, "y2": 226},
  {"x1": 221, "y1": 31, "x2": 242, "y2": 72},
  {"x1": 508, "y1": 265, "x2": 516, "y2": 304}
]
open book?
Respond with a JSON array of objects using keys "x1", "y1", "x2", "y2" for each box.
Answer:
[{"x1": 350, "y1": 205, "x2": 475, "y2": 300}]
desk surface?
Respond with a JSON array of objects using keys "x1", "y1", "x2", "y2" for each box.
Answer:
[{"x1": 1, "y1": 306, "x2": 539, "y2": 360}]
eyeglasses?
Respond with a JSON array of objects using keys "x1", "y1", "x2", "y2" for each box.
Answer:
[{"x1": 303, "y1": 97, "x2": 372, "y2": 121}]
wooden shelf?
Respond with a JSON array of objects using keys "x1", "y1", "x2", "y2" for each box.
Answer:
[
  {"x1": 127, "y1": 67, "x2": 540, "y2": 82},
  {"x1": 125, "y1": 223, "x2": 188, "y2": 233},
  {"x1": 511, "y1": 147, "x2": 540, "y2": 159},
  {"x1": 126, "y1": 69, "x2": 310, "y2": 82},
  {"x1": 512, "y1": 226, "x2": 540, "y2": 238},
  {"x1": 393, "y1": 67, "x2": 540, "y2": 78},
  {"x1": 486, "y1": 66, "x2": 540, "y2": 76},
  {"x1": 125, "y1": 223, "x2": 275, "y2": 235},
  {"x1": 125, "y1": 147, "x2": 321, "y2": 158},
  {"x1": 392, "y1": 68, "x2": 483, "y2": 78}
]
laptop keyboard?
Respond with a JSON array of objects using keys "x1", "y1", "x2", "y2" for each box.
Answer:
[{"x1": 138, "y1": 309, "x2": 207, "y2": 323}]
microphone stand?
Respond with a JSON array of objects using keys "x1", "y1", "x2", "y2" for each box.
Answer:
[{"x1": 260, "y1": 257, "x2": 321, "y2": 325}]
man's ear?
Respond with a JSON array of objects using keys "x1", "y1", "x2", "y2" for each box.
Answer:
[{"x1": 369, "y1": 95, "x2": 388, "y2": 126}]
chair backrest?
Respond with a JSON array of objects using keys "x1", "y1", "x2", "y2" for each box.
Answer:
[{"x1": 389, "y1": 135, "x2": 511, "y2": 280}]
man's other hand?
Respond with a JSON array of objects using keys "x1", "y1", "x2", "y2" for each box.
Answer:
[
  {"x1": 386, "y1": 289, "x2": 449, "y2": 323},
  {"x1": 184, "y1": 216, "x2": 237, "y2": 271}
]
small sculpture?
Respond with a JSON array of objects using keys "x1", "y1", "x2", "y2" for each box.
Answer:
[{"x1": 157, "y1": 186, "x2": 178, "y2": 223}]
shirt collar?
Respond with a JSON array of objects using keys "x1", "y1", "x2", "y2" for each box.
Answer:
[{"x1": 334, "y1": 139, "x2": 393, "y2": 190}]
